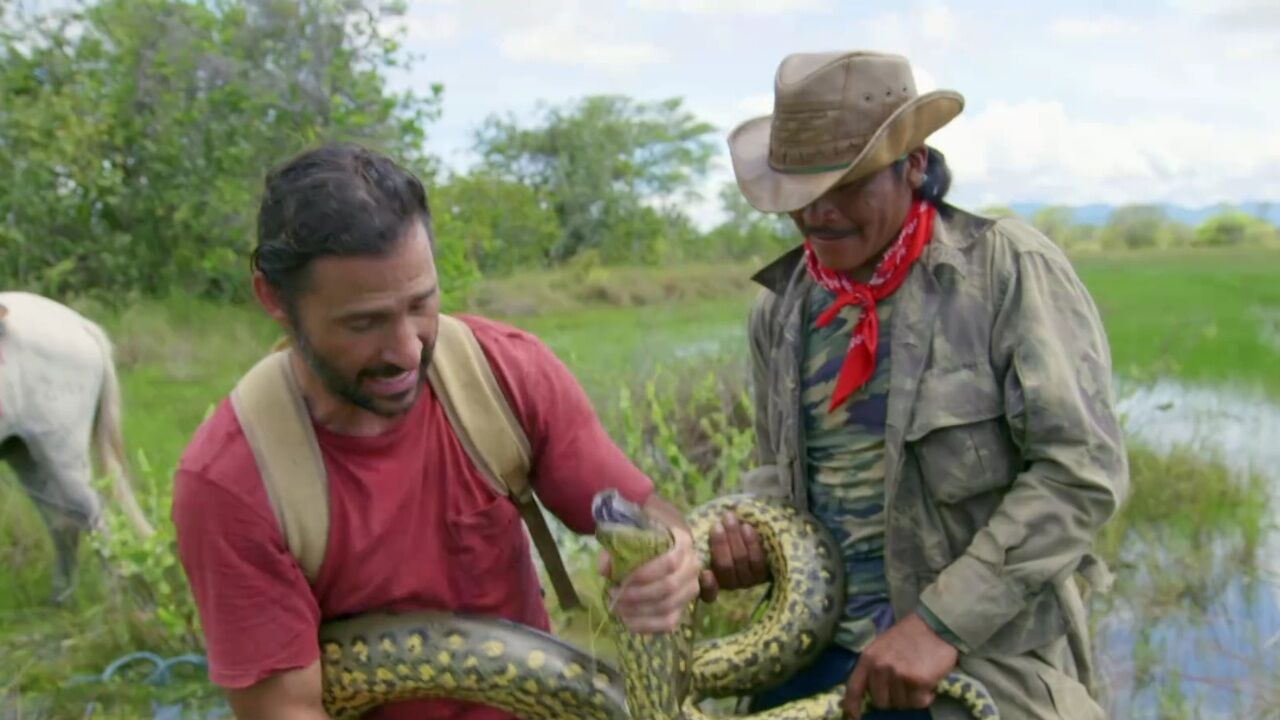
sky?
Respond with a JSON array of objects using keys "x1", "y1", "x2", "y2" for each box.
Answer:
[{"x1": 378, "y1": 0, "x2": 1280, "y2": 228}]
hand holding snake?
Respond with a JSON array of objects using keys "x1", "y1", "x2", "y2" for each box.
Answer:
[{"x1": 596, "y1": 495, "x2": 702, "y2": 635}]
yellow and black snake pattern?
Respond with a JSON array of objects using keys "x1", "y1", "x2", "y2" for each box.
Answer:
[{"x1": 317, "y1": 491, "x2": 999, "y2": 720}]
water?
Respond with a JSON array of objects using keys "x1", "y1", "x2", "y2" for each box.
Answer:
[
  {"x1": 1096, "y1": 379, "x2": 1280, "y2": 718},
  {"x1": 1115, "y1": 378, "x2": 1280, "y2": 486}
]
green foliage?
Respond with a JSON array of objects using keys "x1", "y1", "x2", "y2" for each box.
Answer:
[
  {"x1": 433, "y1": 170, "x2": 563, "y2": 276},
  {"x1": 89, "y1": 449, "x2": 202, "y2": 651},
  {"x1": 474, "y1": 95, "x2": 717, "y2": 264},
  {"x1": 551, "y1": 356, "x2": 767, "y2": 654},
  {"x1": 699, "y1": 183, "x2": 798, "y2": 262},
  {"x1": 1099, "y1": 205, "x2": 1182, "y2": 249},
  {"x1": 1091, "y1": 443, "x2": 1273, "y2": 717},
  {"x1": 0, "y1": 0, "x2": 445, "y2": 305},
  {"x1": 614, "y1": 361, "x2": 756, "y2": 510},
  {"x1": 1031, "y1": 205, "x2": 1098, "y2": 250},
  {"x1": 977, "y1": 204, "x2": 1019, "y2": 218},
  {"x1": 1095, "y1": 444, "x2": 1268, "y2": 569},
  {"x1": 1194, "y1": 209, "x2": 1279, "y2": 247}
]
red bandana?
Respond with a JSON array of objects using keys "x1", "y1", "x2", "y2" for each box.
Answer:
[{"x1": 803, "y1": 198, "x2": 936, "y2": 412}]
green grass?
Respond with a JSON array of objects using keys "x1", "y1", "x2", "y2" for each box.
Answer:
[
  {"x1": 1072, "y1": 248, "x2": 1280, "y2": 397},
  {"x1": 1, "y1": 247, "x2": 1278, "y2": 717},
  {"x1": 467, "y1": 260, "x2": 763, "y2": 318},
  {"x1": 495, "y1": 295, "x2": 753, "y2": 413}
]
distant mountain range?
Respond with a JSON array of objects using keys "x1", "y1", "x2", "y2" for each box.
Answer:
[{"x1": 1002, "y1": 201, "x2": 1280, "y2": 226}]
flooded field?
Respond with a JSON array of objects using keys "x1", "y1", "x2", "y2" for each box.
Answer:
[{"x1": 1094, "y1": 380, "x2": 1280, "y2": 718}]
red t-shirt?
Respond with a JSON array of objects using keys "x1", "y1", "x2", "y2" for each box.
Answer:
[{"x1": 171, "y1": 315, "x2": 654, "y2": 719}]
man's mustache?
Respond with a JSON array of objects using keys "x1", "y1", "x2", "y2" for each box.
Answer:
[{"x1": 803, "y1": 226, "x2": 859, "y2": 238}]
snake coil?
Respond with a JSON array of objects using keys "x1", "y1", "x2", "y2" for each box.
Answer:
[{"x1": 317, "y1": 492, "x2": 998, "y2": 719}]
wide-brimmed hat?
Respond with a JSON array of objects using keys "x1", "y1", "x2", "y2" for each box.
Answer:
[{"x1": 728, "y1": 51, "x2": 964, "y2": 213}]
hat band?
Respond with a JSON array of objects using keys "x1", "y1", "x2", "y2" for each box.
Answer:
[{"x1": 768, "y1": 132, "x2": 871, "y2": 173}]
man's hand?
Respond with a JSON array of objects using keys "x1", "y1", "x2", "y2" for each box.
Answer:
[
  {"x1": 842, "y1": 612, "x2": 958, "y2": 719},
  {"x1": 700, "y1": 511, "x2": 769, "y2": 602},
  {"x1": 597, "y1": 495, "x2": 702, "y2": 634}
]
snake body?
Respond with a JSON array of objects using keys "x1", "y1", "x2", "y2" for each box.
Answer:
[{"x1": 317, "y1": 492, "x2": 999, "y2": 720}]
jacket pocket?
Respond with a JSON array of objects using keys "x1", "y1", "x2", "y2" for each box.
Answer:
[
  {"x1": 906, "y1": 366, "x2": 1016, "y2": 505},
  {"x1": 445, "y1": 496, "x2": 531, "y2": 614}
]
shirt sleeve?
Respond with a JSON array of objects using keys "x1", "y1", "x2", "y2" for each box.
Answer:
[
  {"x1": 470, "y1": 317, "x2": 655, "y2": 534},
  {"x1": 914, "y1": 603, "x2": 965, "y2": 650},
  {"x1": 916, "y1": 222, "x2": 1129, "y2": 652},
  {"x1": 171, "y1": 468, "x2": 322, "y2": 689}
]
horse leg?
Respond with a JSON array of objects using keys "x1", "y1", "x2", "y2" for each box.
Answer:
[{"x1": 9, "y1": 435, "x2": 103, "y2": 605}]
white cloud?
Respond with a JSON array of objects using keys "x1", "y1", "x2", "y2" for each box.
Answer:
[
  {"x1": 498, "y1": 4, "x2": 667, "y2": 69},
  {"x1": 1049, "y1": 16, "x2": 1139, "y2": 40},
  {"x1": 1172, "y1": 0, "x2": 1280, "y2": 29},
  {"x1": 913, "y1": 65, "x2": 939, "y2": 93},
  {"x1": 920, "y1": 1, "x2": 954, "y2": 43},
  {"x1": 385, "y1": 12, "x2": 462, "y2": 45},
  {"x1": 1224, "y1": 35, "x2": 1280, "y2": 61},
  {"x1": 501, "y1": 29, "x2": 665, "y2": 68},
  {"x1": 690, "y1": 92, "x2": 773, "y2": 138},
  {"x1": 855, "y1": 1, "x2": 979, "y2": 54},
  {"x1": 736, "y1": 93, "x2": 773, "y2": 117},
  {"x1": 628, "y1": 0, "x2": 830, "y2": 14},
  {"x1": 931, "y1": 99, "x2": 1280, "y2": 207}
]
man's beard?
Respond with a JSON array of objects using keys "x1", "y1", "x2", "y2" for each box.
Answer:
[{"x1": 291, "y1": 325, "x2": 433, "y2": 419}]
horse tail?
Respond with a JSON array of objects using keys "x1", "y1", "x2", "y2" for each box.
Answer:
[{"x1": 82, "y1": 318, "x2": 155, "y2": 539}]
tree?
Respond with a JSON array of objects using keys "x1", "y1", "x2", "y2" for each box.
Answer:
[
  {"x1": 701, "y1": 182, "x2": 797, "y2": 261},
  {"x1": 431, "y1": 170, "x2": 562, "y2": 276},
  {"x1": 473, "y1": 95, "x2": 717, "y2": 264},
  {"x1": 0, "y1": 0, "x2": 452, "y2": 303},
  {"x1": 1031, "y1": 205, "x2": 1098, "y2": 250},
  {"x1": 977, "y1": 205, "x2": 1020, "y2": 219},
  {"x1": 1194, "y1": 210, "x2": 1278, "y2": 247},
  {"x1": 1100, "y1": 205, "x2": 1171, "y2": 250}
]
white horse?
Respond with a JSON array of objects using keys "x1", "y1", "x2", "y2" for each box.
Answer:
[{"x1": 0, "y1": 291, "x2": 154, "y2": 603}]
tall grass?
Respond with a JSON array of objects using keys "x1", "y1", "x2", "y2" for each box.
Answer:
[
  {"x1": 467, "y1": 259, "x2": 761, "y2": 318},
  {"x1": 1090, "y1": 444, "x2": 1276, "y2": 717}
]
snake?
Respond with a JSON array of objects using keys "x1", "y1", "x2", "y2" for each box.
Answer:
[{"x1": 316, "y1": 491, "x2": 1000, "y2": 719}]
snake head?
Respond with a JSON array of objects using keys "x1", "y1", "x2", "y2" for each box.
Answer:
[
  {"x1": 592, "y1": 489, "x2": 651, "y2": 531},
  {"x1": 593, "y1": 490, "x2": 673, "y2": 584}
]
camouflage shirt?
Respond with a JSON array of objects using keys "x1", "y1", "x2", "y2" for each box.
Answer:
[{"x1": 801, "y1": 284, "x2": 896, "y2": 652}]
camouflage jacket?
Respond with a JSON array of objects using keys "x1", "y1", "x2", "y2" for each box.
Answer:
[{"x1": 744, "y1": 204, "x2": 1128, "y2": 719}]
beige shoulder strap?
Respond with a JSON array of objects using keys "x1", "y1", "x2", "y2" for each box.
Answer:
[
  {"x1": 230, "y1": 351, "x2": 330, "y2": 583},
  {"x1": 427, "y1": 315, "x2": 581, "y2": 611},
  {"x1": 231, "y1": 317, "x2": 580, "y2": 610}
]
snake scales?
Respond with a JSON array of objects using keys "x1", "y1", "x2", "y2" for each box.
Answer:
[{"x1": 317, "y1": 491, "x2": 999, "y2": 719}]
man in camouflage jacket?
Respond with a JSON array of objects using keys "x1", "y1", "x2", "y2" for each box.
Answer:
[{"x1": 700, "y1": 51, "x2": 1129, "y2": 719}]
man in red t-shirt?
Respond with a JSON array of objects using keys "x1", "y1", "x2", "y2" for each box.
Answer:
[{"x1": 171, "y1": 143, "x2": 705, "y2": 719}]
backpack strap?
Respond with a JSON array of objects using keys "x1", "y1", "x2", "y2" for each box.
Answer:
[
  {"x1": 230, "y1": 315, "x2": 581, "y2": 611},
  {"x1": 230, "y1": 351, "x2": 330, "y2": 583},
  {"x1": 427, "y1": 315, "x2": 582, "y2": 611}
]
